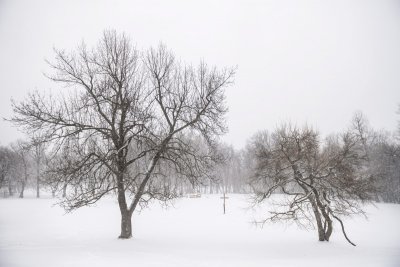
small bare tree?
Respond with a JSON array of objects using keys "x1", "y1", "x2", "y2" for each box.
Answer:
[
  {"x1": 28, "y1": 135, "x2": 47, "y2": 198},
  {"x1": 10, "y1": 30, "x2": 234, "y2": 238},
  {"x1": 0, "y1": 146, "x2": 15, "y2": 194},
  {"x1": 249, "y1": 123, "x2": 376, "y2": 246},
  {"x1": 0, "y1": 147, "x2": 10, "y2": 189},
  {"x1": 10, "y1": 141, "x2": 32, "y2": 198},
  {"x1": 0, "y1": 147, "x2": 19, "y2": 196},
  {"x1": 211, "y1": 144, "x2": 249, "y2": 194}
]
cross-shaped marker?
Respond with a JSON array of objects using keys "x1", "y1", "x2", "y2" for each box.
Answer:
[{"x1": 220, "y1": 192, "x2": 229, "y2": 214}]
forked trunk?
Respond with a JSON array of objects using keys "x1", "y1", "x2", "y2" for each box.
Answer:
[
  {"x1": 116, "y1": 151, "x2": 161, "y2": 239},
  {"x1": 314, "y1": 192, "x2": 333, "y2": 241},
  {"x1": 309, "y1": 196, "x2": 325, "y2": 241}
]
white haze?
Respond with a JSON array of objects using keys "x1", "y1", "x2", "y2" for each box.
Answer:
[{"x1": 0, "y1": 0, "x2": 399, "y2": 148}]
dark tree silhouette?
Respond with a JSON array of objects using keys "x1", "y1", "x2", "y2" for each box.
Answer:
[
  {"x1": 248, "y1": 122, "x2": 376, "y2": 245},
  {"x1": 10, "y1": 30, "x2": 235, "y2": 238}
]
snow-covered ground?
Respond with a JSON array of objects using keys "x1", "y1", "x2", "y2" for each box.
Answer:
[{"x1": 0, "y1": 194, "x2": 399, "y2": 267}]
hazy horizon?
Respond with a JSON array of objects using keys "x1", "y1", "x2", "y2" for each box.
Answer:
[{"x1": 1, "y1": 0, "x2": 399, "y2": 149}]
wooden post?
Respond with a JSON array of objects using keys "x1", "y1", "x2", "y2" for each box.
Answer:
[
  {"x1": 223, "y1": 192, "x2": 226, "y2": 214},
  {"x1": 220, "y1": 192, "x2": 229, "y2": 214}
]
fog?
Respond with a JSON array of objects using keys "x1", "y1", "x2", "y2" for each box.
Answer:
[{"x1": 1, "y1": 0, "x2": 399, "y2": 148}]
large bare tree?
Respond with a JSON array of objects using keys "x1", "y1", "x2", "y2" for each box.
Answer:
[
  {"x1": 248, "y1": 123, "x2": 376, "y2": 246},
  {"x1": 10, "y1": 30, "x2": 234, "y2": 238}
]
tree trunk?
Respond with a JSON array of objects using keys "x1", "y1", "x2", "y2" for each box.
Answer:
[
  {"x1": 36, "y1": 170, "x2": 40, "y2": 198},
  {"x1": 117, "y1": 189, "x2": 132, "y2": 238},
  {"x1": 0, "y1": 174, "x2": 5, "y2": 190},
  {"x1": 20, "y1": 159, "x2": 28, "y2": 199},
  {"x1": 119, "y1": 210, "x2": 133, "y2": 239},
  {"x1": 314, "y1": 192, "x2": 333, "y2": 241},
  {"x1": 19, "y1": 181, "x2": 25, "y2": 198},
  {"x1": 62, "y1": 183, "x2": 67, "y2": 197},
  {"x1": 299, "y1": 180, "x2": 325, "y2": 242},
  {"x1": 301, "y1": 178, "x2": 333, "y2": 242},
  {"x1": 36, "y1": 181, "x2": 40, "y2": 198},
  {"x1": 315, "y1": 214, "x2": 325, "y2": 241},
  {"x1": 309, "y1": 196, "x2": 325, "y2": 241},
  {"x1": 8, "y1": 180, "x2": 13, "y2": 196},
  {"x1": 116, "y1": 170, "x2": 132, "y2": 239},
  {"x1": 323, "y1": 213, "x2": 333, "y2": 241},
  {"x1": 121, "y1": 153, "x2": 161, "y2": 239}
]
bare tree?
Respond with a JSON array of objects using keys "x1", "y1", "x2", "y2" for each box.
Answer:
[
  {"x1": 397, "y1": 104, "x2": 400, "y2": 137},
  {"x1": 10, "y1": 30, "x2": 234, "y2": 238},
  {"x1": 11, "y1": 141, "x2": 31, "y2": 198},
  {"x1": 210, "y1": 143, "x2": 249, "y2": 194},
  {"x1": 369, "y1": 134, "x2": 400, "y2": 203},
  {"x1": 0, "y1": 146, "x2": 14, "y2": 193},
  {"x1": 248, "y1": 123, "x2": 376, "y2": 246},
  {"x1": 349, "y1": 112, "x2": 400, "y2": 203},
  {"x1": 0, "y1": 147, "x2": 10, "y2": 189},
  {"x1": 28, "y1": 135, "x2": 47, "y2": 198},
  {"x1": 2, "y1": 148, "x2": 19, "y2": 197}
]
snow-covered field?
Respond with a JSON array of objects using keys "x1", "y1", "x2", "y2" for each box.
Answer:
[{"x1": 0, "y1": 194, "x2": 399, "y2": 267}]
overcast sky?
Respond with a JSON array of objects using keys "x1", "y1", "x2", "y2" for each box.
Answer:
[{"x1": 0, "y1": 0, "x2": 399, "y2": 148}]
